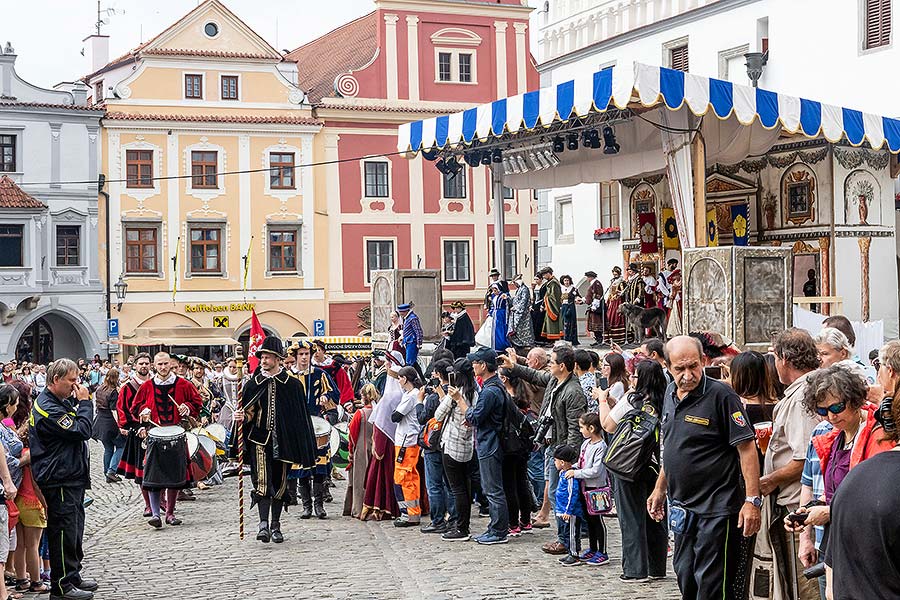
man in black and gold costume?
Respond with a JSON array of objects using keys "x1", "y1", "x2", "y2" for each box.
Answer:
[
  {"x1": 233, "y1": 336, "x2": 317, "y2": 544},
  {"x1": 288, "y1": 340, "x2": 338, "y2": 517}
]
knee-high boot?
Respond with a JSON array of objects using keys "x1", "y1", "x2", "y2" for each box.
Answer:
[
  {"x1": 313, "y1": 479, "x2": 328, "y2": 520},
  {"x1": 298, "y1": 477, "x2": 313, "y2": 519}
]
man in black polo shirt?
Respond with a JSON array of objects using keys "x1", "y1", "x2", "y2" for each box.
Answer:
[{"x1": 648, "y1": 336, "x2": 761, "y2": 599}]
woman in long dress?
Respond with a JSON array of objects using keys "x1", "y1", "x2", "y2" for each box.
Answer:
[
  {"x1": 361, "y1": 353, "x2": 403, "y2": 520},
  {"x1": 507, "y1": 276, "x2": 535, "y2": 349},
  {"x1": 489, "y1": 283, "x2": 510, "y2": 352},
  {"x1": 560, "y1": 274, "x2": 581, "y2": 346},
  {"x1": 345, "y1": 384, "x2": 377, "y2": 518},
  {"x1": 605, "y1": 266, "x2": 627, "y2": 345}
]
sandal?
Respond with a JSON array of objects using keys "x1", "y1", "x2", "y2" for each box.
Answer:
[
  {"x1": 7, "y1": 591, "x2": 24, "y2": 600},
  {"x1": 13, "y1": 580, "x2": 28, "y2": 592},
  {"x1": 28, "y1": 580, "x2": 50, "y2": 594}
]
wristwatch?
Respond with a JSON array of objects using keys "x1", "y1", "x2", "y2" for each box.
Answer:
[{"x1": 745, "y1": 495, "x2": 763, "y2": 508}]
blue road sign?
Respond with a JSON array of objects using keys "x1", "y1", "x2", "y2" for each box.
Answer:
[
  {"x1": 313, "y1": 319, "x2": 325, "y2": 337},
  {"x1": 107, "y1": 318, "x2": 119, "y2": 338}
]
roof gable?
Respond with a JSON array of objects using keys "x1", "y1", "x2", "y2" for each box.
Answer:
[
  {"x1": 142, "y1": 0, "x2": 282, "y2": 61},
  {"x1": 0, "y1": 176, "x2": 47, "y2": 209}
]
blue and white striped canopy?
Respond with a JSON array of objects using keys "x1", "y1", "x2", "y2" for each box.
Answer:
[{"x1": 397, "y1": 63, "x2": 900, "y2": 155}]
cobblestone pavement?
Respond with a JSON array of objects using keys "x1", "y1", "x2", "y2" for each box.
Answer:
[{"x1": 84, "y1": 442, "x2": 680, "y2": 599}]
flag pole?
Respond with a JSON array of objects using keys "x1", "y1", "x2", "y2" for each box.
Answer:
[{"x1": 234, "y1": 343, "x2": 246, "y2": 541}]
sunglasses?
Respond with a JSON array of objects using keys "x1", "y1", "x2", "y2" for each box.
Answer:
[{"x1": 815, "y1": 401, "x2": 847, "y2": 417}]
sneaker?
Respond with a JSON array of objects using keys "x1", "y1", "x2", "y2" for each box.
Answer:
[
  {"x1": 648, "y1": 574, "x2": 667, "y2": 580},
  {"x1": 442, "y1": 529, "x2": 470, "y2": 542},
  {"x1": 83, "y1": 496, "x2": 94, "y2": 508},
  {"x1": 478, "y1": 506, "x2": 490, "y2": 518},
  {"x1": 471, "y1": 531, "x2": 490, "y2": 543},
  {"x1": 588, "y1": 552, "x2": 610, "y2": 566},
  {"x1": 476, "y1": 533, "x2": 508, "y2": 545},
  {"x1": 508, "y1": 526, "x2": 521, "y2": 537},
  {"x1": 520, "y1": 523, "x2": 533, "y2": 534},
  {"x1": 559, "y1": 555, "x2": 582, "y2": 567},
  {"x1": 619, "y1": 574, "x2": 649, "y2": 583},
  {"x1": 577, "y1": 550, "x2": 596, "y2": 562},
  {"x1": 420, "y1": 522, "x2": 448, "y2": 534}
]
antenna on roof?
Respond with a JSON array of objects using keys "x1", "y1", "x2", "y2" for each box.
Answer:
[{"x1": 95, "y1": 0, "x2": 123, "y2": 36}]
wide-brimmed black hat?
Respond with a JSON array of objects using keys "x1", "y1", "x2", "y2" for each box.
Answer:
[
  {"x1": 256, "y1": 336, "x2": 285, "y2": 359},
  {"x1": 584, "y1": 270, "x2": 598, "y2": 278}
]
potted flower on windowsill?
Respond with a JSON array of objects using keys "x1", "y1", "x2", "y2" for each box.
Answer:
[{"x1": 593, "y1": 227, "x2": 621, "y2": 241}]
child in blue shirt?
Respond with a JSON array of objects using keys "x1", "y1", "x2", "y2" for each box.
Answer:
[{"x1": 553, "y1": 444, "x2": 584, "y2": 567}]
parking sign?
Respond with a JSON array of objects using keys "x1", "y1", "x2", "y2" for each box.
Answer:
[{"x1": 107, "y1": 318, "x2": 119, "y2": 338}]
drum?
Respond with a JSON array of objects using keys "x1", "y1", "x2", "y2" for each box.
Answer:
[
  {"x1": 311, "y1": 415, "x2": 332, "y2": 450},
  {"x1": 205, "y1": 423, "x2": 227, "y2": 444},
  {"x1": 186, "y1": 432, "x2": 215, "y2": 481},
  {"x1": 143, "y1": 426, "x2": 189, "y2": 490},
  {"x1": 329, "y1": 422, "x2": 351, "y2": 470}
]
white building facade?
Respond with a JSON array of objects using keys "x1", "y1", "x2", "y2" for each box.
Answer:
[
  {"x1": 0, "y1": 44, "x2": 106, "y2": 362},
  {"x1": 536, "y1": 0, "x2": 900, "y2": 336}
]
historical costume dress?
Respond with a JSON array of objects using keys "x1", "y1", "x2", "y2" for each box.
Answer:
[
  {"x1": 560, "y1": 283, "x2": 581, "y2": 346},
  {"x1": 507, "y1": 282, "x2": 535, "y2": 348},
  {"x1": 605, "y1": 273, "x2": 627, "y2": 345},
  {"x1": 344, "y1": 404, "x2": 374, "y2": 518},
  {"x1": 532, "y1": 278, "x2": 547, "y2": 344},
  {"x1": 666, "y1": 269, "x2": 683, "y2": 338},
  {"x1": 238, "y1": 337, "x2": 318, "y2": 542},
  {"x1": 400, "y1": 305, "x2": 424, "y2": 369},
  {"x1": 642, "y1": 273, "x2": 658, "y2": 308},
  {"x1": 542, "y1": 275, "x2": 564, "y2": 341},
  {"x1": 313, "y1": 356, "x2": 353, "y2": 417},
  {"x1": 116, "y1": 374, "x2": 148, "y2": 484},
  {"x1": 447, "y1": 301, "x2": 476, "y2": 359},
  {"x1": 361, "y1": 353, "x2": 403, "y2": 520},
  {"x1": 217, "y1": 367, "x2": 242, "y2": 431},
  {"x1": 584, "y1": 275, "x2": 606, "y2": 345},
  {"x1": 488, "y1": 285, "x2": 511, "y2": 352}
]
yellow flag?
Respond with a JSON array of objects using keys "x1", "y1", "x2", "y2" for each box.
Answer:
[
  {"x1": 662, "y1": 208, "x2": 680, "y2": 250},
  {"x1": 171, "y1": 236, "x2": 181, "y2": 302},
  {"x1": 706, "y1": 208, "x2": 718, "y2": 247},
  {"x1": 242, "y1": 236, "x2": 254, "y2": 294}
]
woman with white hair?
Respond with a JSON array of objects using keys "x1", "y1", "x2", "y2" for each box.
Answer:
[{"x1": 814, "y1": 327, "x2": 852, "y2": 368}]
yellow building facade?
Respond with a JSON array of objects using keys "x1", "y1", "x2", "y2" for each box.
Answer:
[{"x1": 88, "y1": 1, "x2": 326, "y2": 351}]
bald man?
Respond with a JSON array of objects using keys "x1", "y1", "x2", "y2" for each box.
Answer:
[{"x1": 648, "y1": 336, "x2": 761, "y2": 597}]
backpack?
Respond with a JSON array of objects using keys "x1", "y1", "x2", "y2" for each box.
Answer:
[
  {"x1": 602, "y1": 398, "x2": 660, "y2": 482},
  {"x1": 500, "y1": 393, "x2": 536, "y2": 456},
  {"x1": 417, "y1": 417, "x2": 444, "y2": 451}
]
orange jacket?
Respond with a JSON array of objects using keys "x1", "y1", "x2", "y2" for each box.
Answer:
[{"x1": 812, "y1": 402, "x2": 893, "y2": 474}]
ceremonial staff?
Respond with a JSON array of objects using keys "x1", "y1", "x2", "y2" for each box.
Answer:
[{"x1": 234, "y1": 344, "x2": 246, "y2": 540}]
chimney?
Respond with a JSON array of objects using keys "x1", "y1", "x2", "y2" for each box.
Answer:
[
  {"x1": 53, "y1": 81, "x2": 90, "y2": 106},
  {"x1": 0, "y1": 42, "x2": 16, "y2": 98},
  {"x1": 83, "y1": 34, "x2": 109, "y2": 74}
]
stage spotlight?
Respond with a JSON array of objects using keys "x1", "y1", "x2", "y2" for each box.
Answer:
[
  {"x1": 589, "y1": 129, "x2": 602, "y2": 149},
  {"x1": 445, "y1": 156, "x2": 462, "y2": 174},
  {"x1": 542, "y1": 149, "x2": 561, "y2": 167},
  {"x1": 465, "y1": 152, "x2": 481, "y2": 168},
  {"x1": 480, "y1": 151, "x2": 492, "y2": 166},
  {"x1": 603, "y1": 126, "x2": 620, "y2": 155},
  {"x1": 515, "y1": 155, "x2": 528, "y2": 172},
  {"x1": 552, "y1": 136, "x2": 565, "y2": 153},
  {"x1": 492, "y1": 148, "x2": 503, "y2": 163},
  {"x1": 435, "y1": 158, "x2": 449, "y2": 175},
  {"x1": 566, "y1": 132, "x2": 578, "y2": 151}
]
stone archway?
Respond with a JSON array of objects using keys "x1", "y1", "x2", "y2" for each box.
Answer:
[{"x1": 9, "y1": 309, "x2": 98, "y2": 362}]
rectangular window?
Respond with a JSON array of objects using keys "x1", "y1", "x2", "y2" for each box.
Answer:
[
  {"x1": 490, "y1": 240, "x2": 518, "y2": 278},
  {"x1": 670, "y1": 45, "x2": 689, "y2": 71},
  {"x1": 458, "y1": 53, "x2": 472, "y2": 83},
  {"x1": 269, "y1": 152, "x2": 295, "y2": 189},
  {"x1": 0, "y1": 225, "x2": 23, "y2": 267},
  {"x1": 125, "y1": 150, "x2": 153, "y2": 188},
  {"x1": 184, "y1": 74, "x2": 203, "y2": 99},
  {"x1": 438, "y1": 52, "x2": 452, "y2": 82},
  {"x1": 443, "y1": 240, "x2": 470, "y2": 282},
  {"x1": 0, "y1": 135, "x2": 15, "y2": 172},
  {"x1": 599, "y1": 182, "x2": 620, "y2": 229},
  {"x1": 56, "y1": 225, "x2": 80, "y2": 267},
  {"x1": 124, "y1": 227, "x2": 158, "y2": 273},
  {"x1": 556, "y1": 198, "x2": 574, "y2": 240},
  {"x1": 364, "y1": 161, "x2": 389, "y2": 198},
  {"x1": 189, "y1": 227, "x2": 221, "y2": 273},
  {"x1": 366, "y1": 240, "x2": 394, "y2": 282},
  {"x1": 221, "y1": 75, "x2": 238, "y2": 100},
  {"x1": 865, "y1": 0, "x2": 892, "y2": 49},
  {"x1": 443, "y1": 168, "x2": 466, "y2": 199},
  {"x1": 191, "y1": 151, "x2": 218, "y2": 188},
  {"x1": 94, "y1": 81, "x2": 104, "y2": 103},
  {"x1": 268, "y1": 229, "x2": 298, "y2": 273}
]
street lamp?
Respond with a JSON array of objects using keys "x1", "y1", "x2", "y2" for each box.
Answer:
[{"x1": 114, "y1": 274, "x2": 128, "y2": 311}]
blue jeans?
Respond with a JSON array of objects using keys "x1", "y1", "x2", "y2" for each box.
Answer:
[
  {"x1": 423, "y1": 451, "x2": 457, "y2": 525},
  {"x1": 544, "y1": 446, "x2": 564, "y2": 545},
  {"x1": 478, "y1": 452, "x2": 509, "y2": 537},
  {"x1": 102, "y1": 435, "x2": 126, "y2": 475},
  {"x1": 527, "y1": 449, "x2": 544, "y2": 506}
]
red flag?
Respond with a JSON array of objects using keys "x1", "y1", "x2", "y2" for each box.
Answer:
[
  {"x1": 247, "y1": 309, "x2": 265, "y2": 372},
  {"x1": 638, "y1": 212, "x2": 658, "y2": 255}
]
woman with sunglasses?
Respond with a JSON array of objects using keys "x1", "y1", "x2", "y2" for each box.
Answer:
[{"x1": 786, "y1": 365, "x2": 893, "y2": 553}]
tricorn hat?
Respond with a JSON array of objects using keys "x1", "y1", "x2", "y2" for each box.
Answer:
[{"x1": 256, "y1": 336, "x2": 285, "y2": 359}]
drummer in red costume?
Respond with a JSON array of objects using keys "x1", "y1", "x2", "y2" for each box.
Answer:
[
  {"x1": 116, "y1": 352, "x2": 153, "y2": 516},
  {"x1": 133, "y1": 351, "x2": 202, "y2": 528}
]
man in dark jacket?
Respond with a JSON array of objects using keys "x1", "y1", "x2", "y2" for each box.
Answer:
[
  {"x1": 500, "y1": 344, "x2": 587, "y2": 554},
  {"x1": 30, "y1": 358, "x2": 96, "y2": 600}
]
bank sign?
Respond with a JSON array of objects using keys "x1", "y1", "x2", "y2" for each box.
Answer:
[{"x1": 184, "y1": 303, "x2": 256, "y2": 313}]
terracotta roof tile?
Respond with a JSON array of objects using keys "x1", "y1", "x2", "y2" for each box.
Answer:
[
  {"x1": 286, "y1": 12, "x2": 377, "y2": 104},
  {"x1": 0, "y1": 176, "x2": 47, "y2": 209},
  {"x1": 103, "y1": 112, "x2": 322, "y2": 126},
  {"x1": 318, "y1": 103, "x2": 469, "y2": 114},
  {"x1": 0, "y1": 101, "x2": 104, "y2": 112},
  {"x1": 142, "y1": 48, "x2": 274, "y2": 60}
]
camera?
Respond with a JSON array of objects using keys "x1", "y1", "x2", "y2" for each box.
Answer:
[
  {"x1": 786, "y1": 511, "x2": 808, "y2": 526},
  {"x1": 532, "y1": 415, "x2": 554, "y2": 447},
  {"x1": 424, "y1": 385, "x2": 434, "y2": 395}
]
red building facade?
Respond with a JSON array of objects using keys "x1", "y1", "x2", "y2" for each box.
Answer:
[{"x1": 289, "y1": 0, "x2": 539, "y2": 334}]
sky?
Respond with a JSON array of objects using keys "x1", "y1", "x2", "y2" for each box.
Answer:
[{"x1": 7, "y1": 0, "x2": 539, "y2": 89}]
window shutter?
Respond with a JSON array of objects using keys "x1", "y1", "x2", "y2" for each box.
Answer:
[
  {"x1": 866, "y1": 0, "x2": 892, "y2": 49},
  {"x1": 670, "y1": 45, "x2": 689, "y2": 72}
]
